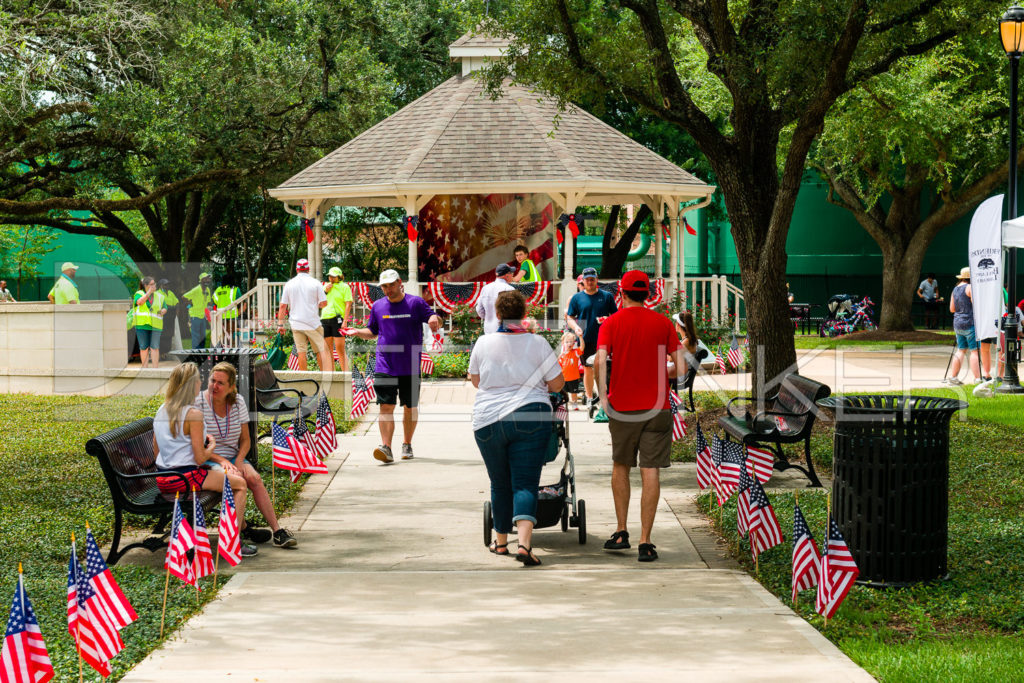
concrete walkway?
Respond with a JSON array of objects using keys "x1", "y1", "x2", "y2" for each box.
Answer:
[{"x1": 124, "y1": 378, "x2": 875, "y2": 682}]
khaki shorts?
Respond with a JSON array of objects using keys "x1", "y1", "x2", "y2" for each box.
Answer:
[
  {"x1": 292, "y1": 326, "x2": 326, "y2": 356},
  {"x1": 607, "y1": 409, "x2": 672, "y2": 468}
]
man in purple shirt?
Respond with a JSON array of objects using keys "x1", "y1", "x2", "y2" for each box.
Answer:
[{"x1": 353, "y1": 269, "x2": 442, "y2": 464}]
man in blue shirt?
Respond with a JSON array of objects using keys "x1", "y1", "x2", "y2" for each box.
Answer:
[{"x1": 565, "y1": 267, "x2": 617, "y2": 414}]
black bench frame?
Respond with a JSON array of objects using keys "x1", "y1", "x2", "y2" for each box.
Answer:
[
  {"x1": 252, "y1": 358, "x2": 320, "y2": 434},
  {"x1": 86, "y1": 417, "x2": 221, "y2": 564},
  {"x1": 679, "y1": 347, "x2": 709, "y2": 413},
  {"x1": 717, "y1": 373, "x2": 831, "y2": 487}
]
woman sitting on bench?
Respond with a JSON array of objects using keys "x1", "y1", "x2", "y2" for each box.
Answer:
[
  {"x1": 153, "y1": 362, "x2": 256, "y2": 558},
  {"x1": 197, "y1": 362, "x2": 297, "y2": 549}
]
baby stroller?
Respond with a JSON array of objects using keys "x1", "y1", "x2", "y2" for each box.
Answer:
[
  {"x1": 483, "y1": 391, "x2": 587, "y2": 546},
  {"x1": 821, "y1": 295, "x2": 876, "y2": 337}
]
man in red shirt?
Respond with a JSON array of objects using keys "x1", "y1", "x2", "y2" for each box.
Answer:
[{"x1": 595, "y1": 270, "x2": 685, "y2": 562}]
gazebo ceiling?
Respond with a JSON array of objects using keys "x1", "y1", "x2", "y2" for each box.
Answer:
[{"x1": 269, "y1": 73, "x2": 714, "y2": 209}]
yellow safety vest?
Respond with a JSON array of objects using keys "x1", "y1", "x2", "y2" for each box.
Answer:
[
  {"x1": 133, "y1": 290, "x2": 154, "y2": 328},
  {"x1": 213, "y1": 286, "x2": 240, "y2": 320},
  {"x1": 150, "y1": 290, "x2": 166, "y2": 330}
]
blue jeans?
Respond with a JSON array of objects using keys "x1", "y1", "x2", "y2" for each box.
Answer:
[
  {"x1": 190, "y1": 317, "x2": 207, "y2": 349},
  {"x1": 955, "y1": 327, "x2": 979, "y2": 350},
  {"x1": 474, "y1": 402, "x2": 552, "y2": 533}
]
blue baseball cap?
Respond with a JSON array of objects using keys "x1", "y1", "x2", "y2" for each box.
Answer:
[
  {"x1": 581, "y1": 267, "x2": 598, "y2": 279},
  {"x1": 495, "y1": 263, "x2": 515, "y2": 276}
]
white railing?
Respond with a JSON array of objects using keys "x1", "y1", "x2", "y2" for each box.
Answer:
[{"x1": 209, "y1": 276, "x2": 744, "y2": 345}]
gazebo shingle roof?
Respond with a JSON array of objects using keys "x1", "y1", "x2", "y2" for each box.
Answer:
[{"x1": 275, "y1": 75, "x2": 708, "y2": 191}]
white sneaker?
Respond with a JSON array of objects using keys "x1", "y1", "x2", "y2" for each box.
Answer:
[{"x1": 945, "y1": 377, "x2": 963, "y2": 386}]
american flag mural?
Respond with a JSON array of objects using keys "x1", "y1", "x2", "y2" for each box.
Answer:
[{"x1": 419, "y1": 194, "x2": 556, "y2": 284}]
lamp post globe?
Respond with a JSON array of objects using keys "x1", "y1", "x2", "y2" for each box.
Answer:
[{"x1": 999, "y1": 5, "x2": 1024, "y2": 393}]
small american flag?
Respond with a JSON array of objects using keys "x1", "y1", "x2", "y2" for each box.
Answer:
[
  {"x1": 192, "y1": 494, "x2": 215, "y2": 580},
  {"x1": 710, "y1": 435, "x2": 726, "y2": 506},
  {"x1": 716, "y1": 440, "x2": 745, "y2": 505},
  {"x1": 313, "y1": 394, "x2": 338, "y2": 458},
  {"x1": 332, "y1": 348, "x2": 340, "y2": 363},
  {"x1": 695, "y1": 424, "x2": 713, "y2": 490},
  {"x1": 84, "y1": 528, "x2": 137, "y2": 631},
  {"x1": 792, "y1": 503, "x2": 821, "y2": 603},
  {"x1": 420, "y1": 351, "x2": 434, "y2": 375},
  {"x1": 715, "y1": 345, "x2": 727, "y2": 374},
  {"x1": 287, "y1": 348, "x2": 301, "y2": 371},
  {"x1": 736, "y1": 468, "x2": 754, "y2": 538},
  {"x1": 816, "y1": 518, "x2": 859, "y2": 619},
  {"x1": 217, "y1": 478, "x2": 241, "y2": 567},
  {"x1": 554, "y1": 396, "x2": 568, "y2": 422},
  {"x1": 1, "y1": 573, "x2": 54, "y2": 683},
  {"x1": 68, "y1": 544, "x2": 122, "y2": 672},
  {"x1": 727, "y1": 335, "x2": 742, "y2": 368},
  {"x1": 364, "y1": 359, "x2": 376, "y2": 400},
  {"x1": 350, "y1": 366, "x2": 371, "y2": 419},
  {"x1": 271, "y1": 422, "x2": 327, "y2": 477},
  {"x1": 746, "y1": 445, "x2": 774, "y2": 484},
  {"x1": 668, "y1": 390, "x2": 687, "y2": 440},
  {"x1": 166, "y1": 496, "x2": 197, "y2": 586},
  {"x1": 748, "y1": 478, "x2": 784, "y2": 560},
  {"x1": 289, "y1": 406, "x2": 316, "y2": 454}
]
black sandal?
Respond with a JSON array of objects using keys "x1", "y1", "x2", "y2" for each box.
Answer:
[
  {"x1": 604, "y1": 530, "x2": 630, "y2": 550},
  {"x1": 638, "y1": 543, "x2": 658, "y2": 562},
  {"x1": 515, "y1": 544, "x2": 542, "y2": 567},
  {"x1": 489, "y1": 540, "x2": 510, "y2": 556}
]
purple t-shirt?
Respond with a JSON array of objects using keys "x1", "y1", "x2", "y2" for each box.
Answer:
[{"x1": 368, "y1": 294, "x2": 435, "y2": 376}]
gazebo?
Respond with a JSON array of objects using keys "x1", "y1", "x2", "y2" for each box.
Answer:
[{"x1": 268, "y1": 30, "x2": 715, "y2": 313}]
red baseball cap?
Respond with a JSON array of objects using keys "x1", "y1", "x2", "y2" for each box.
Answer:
[
  {"x1": 619, "y1": 269, "x2": 650, "y2": 292},
  {"x1": 296, "y1": 258, "x2": 310, "y2": 271}
]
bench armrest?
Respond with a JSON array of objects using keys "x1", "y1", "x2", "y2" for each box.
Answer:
[
  {"x1": 725, "y1": 396, "x2": 756, "y2": 419},
  {"x1": 254, "y1": 386, "x2": 306, "y2": 400},
  {"x1": 112, "y1": 469, "x2": 190, "y2": 487},
  {"x1": 275, "y1": 377, "x2": 320, "y2": 394}
]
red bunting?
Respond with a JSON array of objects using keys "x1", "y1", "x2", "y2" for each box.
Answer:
[
  {"x1": 406, "y1": 216, "x2": 418, "y2": 242},
  {"x1": 566, "y1": 213, "x2": 580, "y2": 239},
  {"x1": 303, "y1": 218, "x2": 314, "y2": 244},
  {"x1": 684, "y1": 217, "x2": 697, "y2": 236}
]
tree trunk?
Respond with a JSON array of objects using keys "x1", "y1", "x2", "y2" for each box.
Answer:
[
  {"x1": 877, "y1": 241, "x2": 927, "y2": 331},
  {"x1": 601, "y1": 205, "x2": 650, "y2": 277}
]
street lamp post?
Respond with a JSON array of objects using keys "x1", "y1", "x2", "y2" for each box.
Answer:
[{"x1": 999, "y1": 5, "x2": 1024, "y2": 393}]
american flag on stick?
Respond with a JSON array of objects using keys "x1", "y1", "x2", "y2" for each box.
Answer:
[
  {"x1": 746, "y1": 445, "x2": 774, "y2": 484},
  {"x1": 1, "y1": 570, "x2": 54, "y2": 683},
  {"x1": 192, "y1": 494, "x2": 215, "y2": 580},
  {"x1": 727, "y1": 335, "x2": 742, "y2": 368},
  {"x1": 668, "y1": 390, "x2": 687, "y2": 440},
  {"x1": 816, "y1": 518, "x2": 859, "y2": 619},
  {"x1": 350, "y1": 366, "x2": 372, "y2": 419},
  {"x1": 83, "y1": 528, "x2": 137, "y2": 631},
  {"x1": 217, "y1": 478, "x2": 241, "y2": 567},
  {"x1": 364, "y1": 359, "x2": 376, "y2": 400},
  {"x1": 695, "y1": 424, "x2": 714, "y2": 490},
  {"x1": 313, "y1": 394, "x2": 338, "y2": 458},
  {"x1": 420, "y1": 351, "x2": 434, "y2": 375},
  {"x1": 68, "y1": 542, "x2": 123, "y2": 672},
  {"x1": 287, "y1": 348, "x2": 301, "y2": 371},
  {"x1": 716, "y1": 439, "x2": 745, "y2": 505},
  {"x1": 271, "y1": 422, "x2": 327, "y2": 478},
  {"x1": 792, "y1": 503, "x2": 821, "y2": 603},
  {"x1": 748, "y1": 478, "x2": 784, "y2": 561},
  {"x1": 715, "y1": 345, "x2": 727, "y2": 374},
  {"x1": 289, "y1": 406, "x2": 316, "y2": 454},
  {"x1": 710, "y1": 435, "x2": 727, "y2": 506},
  {"x1": 165, "y1": 496, "x2": 197, "y2": 586},
  {"x1": 736, "y1": 468, "x2": 754, "y2": 538}
]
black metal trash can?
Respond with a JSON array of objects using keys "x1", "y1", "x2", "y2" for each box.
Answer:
[
  {"x1": 168, "y1": 348, "x2": 267, "y2": 467},
  {"x1": 816, "y1": 395, "x2": 966, "y2": 588}
]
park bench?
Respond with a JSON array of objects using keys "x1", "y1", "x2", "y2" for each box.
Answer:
[
  {"x1": 679, "y1": 347, "x2": 709, "y2": 413},
  {"x1": 252, "y1": 358, "x2": 320, "y2": 431},
  {"x1": 717, "y1": 373, "x2": 831, "y2": 487},
  {"x1": 85, "y1": 417, "x2": 221, "y2": 564}
]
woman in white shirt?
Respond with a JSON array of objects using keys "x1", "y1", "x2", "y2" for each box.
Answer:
[
  {"x1": 153, "y1": 362, "x2": 254, "y2": 556},
  {"x1": 469, "y1": 290, "x2": 564, "y2": 566},
  {"x1": 197, "y1": 362, "x2": 297, "y2": 549}
]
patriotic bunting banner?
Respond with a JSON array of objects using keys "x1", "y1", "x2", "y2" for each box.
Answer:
[
  {"x1": 353, "y1": 282, "x2": 388, "y2": 309},
  {"x1": 427, "y1": 281, "x2": 484, "y2": 313},
  {"x1": 510, "y1": 280, "x2": 549, "y2": 307}
]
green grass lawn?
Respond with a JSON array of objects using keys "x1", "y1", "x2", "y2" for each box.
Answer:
[
  {"x1": 794, "y1": 333, "x2": 954, "y2": 350},
  {"x1": 685, "y1": 388, "x2": 1024, "y2": 681},
  {"x1": 0, "y1": 393, "x2": 352, "y2": 681}
]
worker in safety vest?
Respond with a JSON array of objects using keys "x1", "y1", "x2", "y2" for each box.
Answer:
[
  {"x1": 47, "y1": 262, "x2": 81, "y2": 304},
  {"x1": 183, "y1": 272, "x2": 213, "y2": 349},
  {"x1": 156, "y1": 279, "x2": 179, "y2": 356},
  {"x1": 133, "y1": 276, "x2": 166, "y2": 367},
  {"x1": 213, "y1": 282, "x2": 244, "y2": 346}
]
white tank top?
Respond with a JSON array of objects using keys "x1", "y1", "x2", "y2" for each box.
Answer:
[{"x1": 154, "y1": 404, "x2": 200, "y2": 469}]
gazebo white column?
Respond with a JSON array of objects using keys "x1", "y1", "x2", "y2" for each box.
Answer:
[
  {"x1": 314, "y1": 210, "x2": 324, "y2": 280},
  {"x1": 550, "y1": 192, "x2": 582, "y2": 324},
  {"x1": 668, "y1": 199, "x2": 680, "y2": 298}
]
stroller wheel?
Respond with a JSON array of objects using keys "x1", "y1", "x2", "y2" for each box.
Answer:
[
  {"x1": 483, "y1": 501, "x2": 493, "y2": 547},
  {"x1": 577, "y1": 499, "x2": 587, "y2": 544},
  {"x1": 561, "y1": 504, "x2": 569, "y2": 532}
]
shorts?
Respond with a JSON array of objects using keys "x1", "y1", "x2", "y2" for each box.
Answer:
[
  {"x1": 293, "y1": 327, "x2": 326, "y2": 355},
  {"x1": 136, "y1": 327, "x2": 160, "y2": 350},
  {"x1": 375, "y1": 373, "x2": 421, "y2": 408},
  {"x1": 582, "y1": 339, "x2": 598, "y2": 365},
  {"x1": 979, "y1": 337, "x2": 996, "y2": 345},
  {"x1": 607, "y1": 409, "x2": 672, "y2": 468},
  {"x1": 156, "y1": 466, "x2": 208, "y2": 494},
  {"x1": 204, "y1": 458, "x2": 254, "y2": 472},
  {"x1": 564, "y1": 378, "x2": 581, "y2": 394},
  {"x1": 321, "y1": 316, "x2": 343, "y2": 337},
  {"x1": 955, "y1": 328, "x2": 979, "y2": 350}
]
